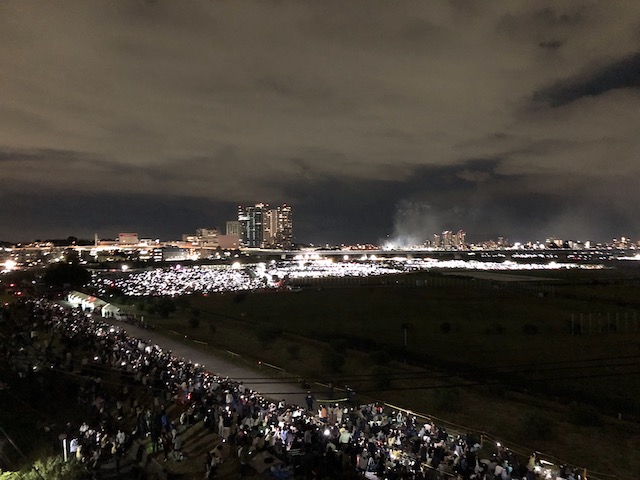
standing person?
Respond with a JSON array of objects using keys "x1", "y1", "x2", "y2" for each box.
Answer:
[
  {"x1": 305, "y1": 391, "x2": 315, "y2": 411},
  {"x1": 205, "y1": 450, "x2": 222, "y2": 478},
  {"x1": 172, "y1": 434, "x2": 183, "y2": 461},
  {"x1": 346, "y1": 385, "x2": 355, "y2": 405},
  {"x1": 162, "y1": 432, "x2": 172, "y2": 462},
  {"x1": 150, "y1": 420, "x2": 161, "y2": 453},
  {"x1": 238, "y1": 442, "x2": 251, "y2": 478},
  {"x1": 204, "y1": 451, "x2": 213, "y2": 478},
  {"x1": 338, "y1": 426, "x2": 352, "y2": 452}
]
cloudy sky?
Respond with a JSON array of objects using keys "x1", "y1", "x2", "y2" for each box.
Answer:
[{"x1": 2, "y1": 1, "x2": 640, "y2": 245}]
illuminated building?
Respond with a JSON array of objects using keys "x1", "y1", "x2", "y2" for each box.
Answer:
[
  {"x1": 432, "y1": 233, "x2": 441, "y2": 248},
  {"x1": 442, "y1": 230, "x2": 453, "y2": 249},
  {"x1": 182, "y1": 228, "x2": 220, "y2": 247},
  {"x1": 152, "y1": 246, "x2": 191, "y2": 262},
  {"x1": 118, "y1": 233, "x2": 139, "y2": 245},
  {"x1": 263, "y1": 208, "x2": 278, "y2": 247},
  {"x1": 238, "y1": 203, "x2": 265, "y2": 248},
  {"x1": 226, "y1": 221, "x2": 241, "y2": 237},
  {"x1": 545, "y1": 237, "x2": 563, "y2": 248},
  {"x1": 275, "y1": 204, "x2": 293, "y2": 249},
  {"x1": 237, "y1": 203, "x2": 293, "y2": 249}
]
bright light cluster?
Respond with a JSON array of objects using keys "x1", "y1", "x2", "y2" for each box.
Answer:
[
  {"x1": 90, "y1": 265, "x2": 268, "y2": 297},
  {"x1": 2, "y1": 259, "x2": 17, "y2": 273},
  {"x1": 89, "y1": 258, "x2": 601, "y2": 297}
]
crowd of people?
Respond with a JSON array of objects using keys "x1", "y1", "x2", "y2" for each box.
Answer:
[
  {"x1": 2, "y1": 298, "x2": 582, "y2": 480},
  {"x1": 88, "y1": 262, "x2": 409, "y2": 297},
  {"x1": 87, "y1": 259, "x2": 588, "y2": 298},
  {"x1": 90, "y1": 265, "x2": 269, "y2": 297}
]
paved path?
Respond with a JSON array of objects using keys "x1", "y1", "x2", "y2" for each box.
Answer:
[{"x1": 98, "y1": 316, "x2": 310, "y2": 408}]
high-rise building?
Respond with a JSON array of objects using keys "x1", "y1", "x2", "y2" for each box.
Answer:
[
  {"x1": 263, "y1": 209, "x2": 278, "y2": 247},
  {"x1": 238, "y1": 203, "x2": 265, "y2": 248},
  {"x1": 237, "y1": 203, "x2": 293, "y2": 249},
  {"x1": 442, "y1": 230, "x2": 453, "y2": 249},
  {"x1": 276, "y1": 204, "x2": 293, "y2": 249}
]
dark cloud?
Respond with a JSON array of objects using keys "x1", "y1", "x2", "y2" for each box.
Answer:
[
  {"x1": 538, "y1": 40, "x2": 563, "y2": 51},
  {"x1": 2, "y1": 1, "x2": 640, "y2": 244},
  {"x1": 533, "y1": 51, "x2": 640, "y2": 108}
]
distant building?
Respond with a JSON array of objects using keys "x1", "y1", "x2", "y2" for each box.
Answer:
[
  {"x1": 226, "y1": 221, "x2": 241, "y2": 237},
  {"x1": 437, "y1": 230, "x2": 467, "y2": 250},
  {"x1": 263, "y1": 208, "x2": 278, "y2": 247},
  {"x1": 238, "y1": 204, "x2": 265, "y2": 248},
  {"x1": 276, "y1": 204, "x2": 293, "y2": 249},
  {"x1": 442, "y1": 231, "x2": 453, "y2": 249},
  {"x1": 237, "y1": 203, "x2": 293, "y2": 249},
  {"x1": 545, "y1": 237, "x2": 563, "y2": 248},
  {"x1": 217, "y1": 235, "x2": 241, "y2": 250},
  {"x1": 67, "y1": 291, "x2": 121, "y2": 318},
  {"x1": 118, "y1": 233, "x2": 139, "y2": 245},
  {"x1": 182, "y1": 228, "x2": 219, "y2": 247},
  {"x1": 152, "y1": 246, "x2": 190, "y2": 262}
]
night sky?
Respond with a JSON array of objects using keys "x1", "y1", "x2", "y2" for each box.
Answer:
[{"x1": 2, "y1": 1, "x2": 640, "y2": 245}]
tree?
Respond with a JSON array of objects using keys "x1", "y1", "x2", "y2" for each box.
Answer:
[
  {"x1": 0, "y1": 454, "x2": 85, "y2": 479},
  {"x1": 62, "y1": 248, "x2": 80, "y2": 265},
  {"x1": 43, "y1": 263, "x2": 91, "y2": 290}
]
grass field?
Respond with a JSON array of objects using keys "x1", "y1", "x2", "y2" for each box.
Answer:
[
  {"x1": 183, "y1": 281, "x2": 640, "y2": 412},
  {"x1": 113, "y1": 269, "x2": 640, "y2": 479}
]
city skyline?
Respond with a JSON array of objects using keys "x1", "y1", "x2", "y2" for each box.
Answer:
[
  {"x1": 2, "y1": 2, "x2": 640, "y2": 244},
  {"x1": 2, "y1": 224, "x2": 638, "y2": 251}
]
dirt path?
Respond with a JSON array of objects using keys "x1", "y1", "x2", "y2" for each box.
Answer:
[{"x1": 98, "y1": 316, "x2": 310, "y2": 409}]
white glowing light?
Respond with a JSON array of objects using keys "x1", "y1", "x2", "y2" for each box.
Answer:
[{"x1": 3, "y1": 259, "x2": 17, "y2": 271}]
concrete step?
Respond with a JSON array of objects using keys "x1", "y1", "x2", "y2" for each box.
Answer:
[
  {"x1": 94, "y1": 462, "x2": 135, "y2": 479},
  {"x1": 178, "y1": 419, "x2": 206, "y2": 443},
  {"x1": 184, "y1": 432, "x2": 219, "y2": 459}
]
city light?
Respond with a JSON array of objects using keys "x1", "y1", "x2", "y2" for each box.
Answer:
[
  {"x1": 89, "y1": 258, "x2": 603, "y2": 297},
  {"x1": 2, "y1": 259, "x2": 17, "y2": 272}
]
